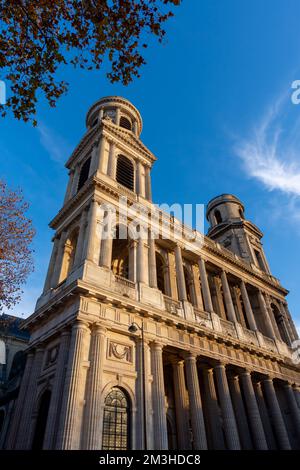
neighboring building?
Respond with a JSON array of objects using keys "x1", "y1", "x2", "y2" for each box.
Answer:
[
  {"x1": 4, "y1": 96, "x2": 300, "y2": 450},
  {"x1": 0, "y1": 314, "x2": 29, "y2": 447}
]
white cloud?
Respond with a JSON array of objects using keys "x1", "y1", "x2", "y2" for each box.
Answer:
[{"x1": 37, "y1": 123, "x2": 72, "y2": 164}]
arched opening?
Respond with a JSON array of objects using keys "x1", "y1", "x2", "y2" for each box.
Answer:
[
  {"x1": 271, "y1": 303, "x2": 291, "y2": 345},
  {"x1": 77, "y1": 156, "x2": 91, "y2": 192},
  {"x1": 102, "y1": 387, "x2": 130, "y2": 450},
  {"x1": 60, "y1": 229, "x2": 78, "y2": 282},
  {"x1": 156, "y1": 252, "x2": 167, "y2": 295},
  {"x1": 214, "y1": 209, "x2": 222, "y2": 224},
  {"x1": 111, "y1": 226, "x2": 130, "y2": 280},
  {"x1": 119, "y1": 116, "x2": 132, "y2": 131},
  {"x1": 0, "y1": 409, "x2": 5, "y2": 436},
  {"x1": 116, "y1": 155, "x2": 134, "y2": 191},
  {"x1": 183, "y1": 266, "x2": 193, "y2": 304},
  {"x1": 31, "y1": 390, "x2": 51, "y2": 450}
]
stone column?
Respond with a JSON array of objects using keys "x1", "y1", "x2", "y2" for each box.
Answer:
[
  {"x1": 43, "y1": 236, "x2": 59, "y2": 292},
  {"x1": 228, "y1": 374, "x2": 252, "y2": 450},
  {"x1": 284, "y1": 383, "x2": 300, "y2": 441},
  {"x1": 265, "y1": 295, "x2": 282, "y2": 341},
  {"x1": 43, "y1": 331, "x2": 71, "y2": 449},
  {"x1": 137, "y1": 161, "x2": 146, "y2": 198},
  {"x1": 137, "y1": 231, "x2": 148, "y2": 284},
  {"x1": 73, "y1": 209, "x2": 87, "y2": 267},
  {"x1": 214, "y1": 363, "x2": 241, "y2": 450},
  {"x1": 220, "y1": 271, "x2": 237, "y2": 323},
  {"x1": 192, "y1": 264, "x2": 204, "y2": 310},
  {"x1": 85, "y1": 200, "x2": 99, "y2": 262},
  {"x1": 16, "y1": 348, "x2": 45, "y2": 449},
  {"x1": 282, "y1": 302, "x2": 299, "y2": 341},
  {"x1": 135, "y1": 338, "x2": 150, "y2": 450},
  {"x1": 257, "y1": 291, "x2": 276, "y2": 339},
  {"x1": 175, "y1": 245, "x2": 187, "y2": 301},
  {"x1": 98, "y1": 135, "x2": 107, "y2": 174},
  {"x1": 56, "y1": 321, "x2": 91, "y2": 449},
  {"x1": 294, "y1": 386, "x2": 300, "y2": 409},
  {"x1": 88, "y1": 143, "x2": 99, "y2": 177},
  {"x1": 64, "y1": 169, "x2": 75, "y2": 203},
  {"x1": 262, "y1": 378, "x2": 291, "y2": 449},
  {"x1": 198, "y1": 258, "x2": 214, "y2": 313},
  {"x1": 5, "y1": 352, "x2": 34, "y2": 449},
  {"x1": 145, "y1": 166, "x2": 152, "y2": 201},
  {"x1": 83, "y1": 324, "x2": 107, "y2": 449},
  {"x1": 51, "y1": 231, "x2": 67, "y2": 287},
  {"x1": 148, "y1": 232, "x2": 157, "y2": 288},
  {"x1": 150, "y1": 342, "x2": 168, "y2": 450},
  {"x1": 202, "y1": 367, "x2": 225, "y2": 449},
  {"x1": 254, "y1": 381, "x2": 277, "y2": 449},
  {"x1": 239, "y1": 371, "x2": 268, "y2": 449},
  {"x1": 240, "y1": 281, "x2": 257, "y2": 331},
  {"x1": 107, "y1": 142, "x2": 116, "y2": 178},
  {"x1": 172, "y1": 361, "x2": 190, "y2": 449},
  {"x1": 129, "y1": 239, "x2": 137, "y2": 282},
  {"x1": 185, "y1": 355, "x2": 207, "y2": 449},
  {"x1": 70, "y1": 164, "x2": 80, "y2": 196},
  {"x1": 100, "y1": 210, "x2": 114, "y2": 269}
]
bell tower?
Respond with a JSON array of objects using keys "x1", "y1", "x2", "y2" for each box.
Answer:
[{"x1": 206, "y1": 194, "x2": 271, "y2": 273}]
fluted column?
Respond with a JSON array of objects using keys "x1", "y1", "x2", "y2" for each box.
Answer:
[
  {"x1": 198, "y1": 258, "x2": 214, "y2": 313},
  {"x1": 240, "y1": 281, "x2": 257, "y2": 331},
  {"x1": 254, "y1": 381, "x2": 277, "y2": 449},
  {"x1": 148, "y1": 231, "x2": 157, "y2": 288},
  {"x1": 240, "y1": 371, "x2": 268, "y2": 449},
  {"x1": 83, "y1": 324, "x2": 106, "y2": 449},
  {"x1": 100, "y1": 210, "x2": 114, "y2": 269},
  {"x1": 257, "y1": 291, "x2": 276, "y2": 339},
  {"x1": 85, "y1": 200, "x2": 99, "y2": 262},
  {"x1": 202, "y1": 367, "x2": 225, "y2": 449},
  {"x1": 145, "y1": 166, "x2": 152, "y2": 201},
  {"x1": 137, "y1": 161, "x2": 146, "y2": 197},
  {"x1": 16, "y1": 348, "x2": 45, "y2": 449},
  {"x1": 214, "y1": 363, "x2": 241, "y2": 449},
  {"x1": 107, "y1": 142, "x2": 116, "y2": 178},
  {"x1": 43, "y1": 236, "x2": 59, "y2": 292},
  {"x1": 56, "y1": 321, "x2": 91, "y2": 449},
  {"x1": 262, "y1": 378, "x2": 291, "y2": 449},
  {"x1": 5, "y1": 352, "x2": 34, "y2": 449},
  {"x1": 64, "y1": 169, "x2": 75, "y2": 203},
  {"x1": 227, "y1": 374, "x2": 252, "y2": 449},
  {"x1": 43, "y1": 331, "x2": 71, "y2": 449},
  {"x1": 98, "y1": 135, "x2": 107, "y2": 174},
  {"x1": 150, "y1": 342, "x2": 168, "y2": 450},
  {"x1": 88, "y1": 143, "x2": 99, "y2": 177},
  {"x1": 185, "y1": 355, "x2": 207, "y2": 449},
  {"x1": 135, "y1": 338, "x2": 151, "y2": 450},
  {"x1": 284, "y1": 383, "x2": 300, "y2": 441},
  {"x1": 51, "y1": 231, "x2": 67, "y2": 286},
  {"x1": 172, "y1": 361, "x2": 190, "y2": 449},
  {"x1": 175, "y1": 245, "x2": 187, "y2": 301},
  {"x1": 73, "y1": 209, "x2": 87, "y2": 267},
  {"x1": 220, "y1": 271, "x2": 237, "y2": 323},
  {"x1": 137, "y1": 229, "x2": 148, "y2": 284}
]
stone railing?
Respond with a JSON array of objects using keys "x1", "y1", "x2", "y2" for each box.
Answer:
[
  {"x1": 114, "y1": 275, "x2": 136, "y2": 289},
  {"x1": 194, "y1": 307, "x2": 211, "y2": 321},
  {"x1": 219, "y1": 318, "x2": 238, "y2": 338},
  {"x1": 262, "y1": 335, "x2": 277, "y2": 353},
  {"x1": 163, "y1": 295, "x2": 181, "y2": 316},
  {"x1": 242, "y1": 327, "x2": 259, "y2": 346}
]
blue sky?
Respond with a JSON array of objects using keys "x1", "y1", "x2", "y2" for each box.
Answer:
[{"x1": 1, "y1": 0, "x2": 300, "y2": 332}]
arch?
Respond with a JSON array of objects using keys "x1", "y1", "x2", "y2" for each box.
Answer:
[
  {"x1": 111, "y1": 225, "x2": 131, "y2": 280},
  {"x1": 102, "y1": 387, "x2": 131, "y2": 450},
  {"x1": 120, "y1": 116, "x2": 132, "y2": 131},
  {"x1": 60, "y1": 228, "x2": 79, "y2": 282},
  {"x1": 214, "y1": 209, "x2": 222, "y2": 224},
  {"x1": 156, "y1": 252, "x2": 167, "y2": 295},
  {"x1": 271, "y1": 303, "x2": 291, "y2": 345},
  {"x1": 116, "y1": 155, "x2": 134, "y2": 191},
  {"x1": 31, "y1": 389, "x2": 51, "y2": 449},
  {"x1": 77, "y1": 156, "x2": 91, "y2": 192}
]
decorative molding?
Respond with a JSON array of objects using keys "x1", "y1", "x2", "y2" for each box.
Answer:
[{"x1": 107, "y1": 340, "x2": 133, "y2": 363}]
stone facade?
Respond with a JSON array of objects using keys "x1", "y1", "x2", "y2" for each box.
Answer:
[{"x1": 3, "y1": 96, "x2": 300, "y2": 450}]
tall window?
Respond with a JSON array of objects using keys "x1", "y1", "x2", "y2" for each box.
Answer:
[
  {"x1": 102, "y1": 387, "x2": 130, "y2": 450},
  {"x1": 156, "y1": 252, "x2": 167, "y2": 295},
  {"x1": 116, "y1": 155, "x2": 134, "y2": 191},
  {"x1": 77, "y1": 157, "x2": 91, "y2": 192},
  {"x1": 214, "y1": 209, "x2": 222, "y2": 224},
  {"x1": 183, "y1": 266, "x2": 193, "y2": 304},
  {"x1": 32, "y1": 390, "x2": 51, "y2": 449},
  {"x1": 120, "y1": 116, "x2": 132, "y2": 131}
]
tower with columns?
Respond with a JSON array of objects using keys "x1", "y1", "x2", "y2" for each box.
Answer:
[{"x1": 3, "y1": 96, "x2": 300, "y2": 450}]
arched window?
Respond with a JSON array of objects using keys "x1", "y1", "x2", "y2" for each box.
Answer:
[
  {"x1": 111, "y1": 226, "x2": 130, "y2": 279},
  {"x1": 116, "y1": 155, "x2": 134, "y2": 191},
  {"x1": 214, "y1": 209, "x2": 222, "y2": 224},
  {"x1": 102, "y1": 387, "x2": 130, "y2": 450},
  {"x1": 32, "y1": 390, "x2": 51, "y2": 450},
  {"x1": 119, "y1": 116, "x2": 132, "y2": 131},
  {"x1": 77, "y1": 156, "x2": 91, "y2": 192},
  {"x1": 156, "y1": 252, "x2": 167, "y2": 295}
]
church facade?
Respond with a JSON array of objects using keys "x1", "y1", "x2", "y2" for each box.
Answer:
[{"x1": 3, "y1": 96, "x2": 300, "y2": 450}]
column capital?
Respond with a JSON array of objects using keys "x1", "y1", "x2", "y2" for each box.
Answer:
[
  {"x1": 92, "y1": 323, "x2": 107, "y2": 335},
  {"x1": 185, "y1": 352, "x2": 198, "y2": 362},
  {"x1": 151, "y1": 341, "x2": 164, "y2": 352},
  {"x1": 73, "y1": 319, "x2": 90, "y2": 331}
]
